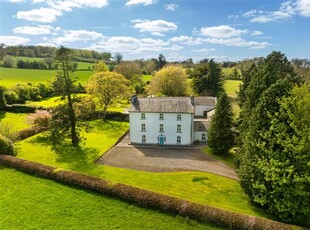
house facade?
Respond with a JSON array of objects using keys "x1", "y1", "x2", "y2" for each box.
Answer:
[{"x1": 128, "y1": 95, "x2": 216, "y2": 145}]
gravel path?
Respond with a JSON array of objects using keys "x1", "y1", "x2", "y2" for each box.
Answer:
[{"x1": 96, "y1": 135, "x2": 238, "y2": 180}]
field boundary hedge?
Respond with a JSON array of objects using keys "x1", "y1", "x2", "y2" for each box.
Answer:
[{"x1": 0, "y1": 155, "x2": 303, "y2": 230}]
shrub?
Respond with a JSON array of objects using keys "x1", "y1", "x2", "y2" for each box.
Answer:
[
  {"x1": 2, "y1": 55, "x2": 14, "y2": 67},
  {"x1": 4, "y1": 90, "x2": 19, "y2": 104},
  {"x1": 5, "y1": 104, "x2": 45, "y2": 113},
  {"x1": 15, "y1": 126, "x2": 45, "y2": 141},
  {"x1": 0, "y1": 122, "x2": 18, "y2": 141},
  {"x1": 0, "y1": 133, "x2": 16, "y2": 155},
  {"x1": 26, "y1": 110, "x2": 51, "y2": 131},
  {"x1": 0, "y1": 86, "x2": 7, "y2": 110}
]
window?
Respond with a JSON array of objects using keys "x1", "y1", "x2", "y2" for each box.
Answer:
[
  {"x1": 177, "y1": 136, "x2": 181, "y2": 144},
  {"x1": 142, "y1": 135, "x2": 146, "y2": 143},
  {"x1": 159, "y1": 113, "x2": 164, "y2": 120},
  {"x1": 141, "y1": 123, "x2": 146, "y2": 132},
  {"x1": 159, "y1": 124, "x2": 164, "y2": 132},
  {"x1": 141, "y1": 113, "x2": 146, "y2": 119},
  {"x1": 177, "y1": 114, "x2": 182, "y2": 120},
  {"x1": 177, "y1": 124, "x2": 182, "y2": 133},
  {"x1": 202, "y1": 133, "x2": 206, "y2": 140}
]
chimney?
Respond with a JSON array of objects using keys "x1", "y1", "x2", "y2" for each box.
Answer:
[
  {"x1": 191, "y1": 95, "x2": 195, "y2": 105},
  {"x1": 131, "y1": 94, "x2": 138, "y2": 104}
]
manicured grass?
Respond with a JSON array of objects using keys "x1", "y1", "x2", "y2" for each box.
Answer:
[
  {"x1": 0, "y1": 166, "x2": 224, "y2": 230},
  {"x1": 223, "y1": 80, "x2": 241, "y2": 98},
  {"x1": 16, "y1": 120, "x2": 272, "y2": 220},
  {"x1": 203, "y1": 147, "x2": 236, "y2": 168},
  {"x1": 0, "y1": 67, "x2": 93, "y2": 88},
  {"x1": 0, "y1": 111, "x2": 31, "y2": 131},
  {"x1": 26, "y1": 95, "x2": 66, "y2": 107},
  {"x1": 142, "y1": 74, "x2": 152, "y2": 82}
]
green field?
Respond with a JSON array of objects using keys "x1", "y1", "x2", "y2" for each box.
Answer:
[
  {"x1": 0, "y1": 166, "x2": 224, "y2": 230},
  {"x1": 142, "y1": 74, "x2": 152, "y2": 82},
  {"x1": 223, "y1": 80, "x2": 241, "y2": 98},
  {"x1": 0, "y1": 111, "x2": 31, "y2": 131},
  {"x1": 0, "y1": 67, "x2": 93, "y2": 88}
]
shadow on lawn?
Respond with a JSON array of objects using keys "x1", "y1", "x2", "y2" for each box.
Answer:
[
  {"x1": 28, "y1": 135, "x2": 98, "y2": 170},
  {"x1": 92, "y1": 120, "x2": 128, "y2": 138}
]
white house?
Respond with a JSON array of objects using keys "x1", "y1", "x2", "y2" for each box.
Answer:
[{"x1": 128, "y1": 95, "x2": 216, "y2": 145}]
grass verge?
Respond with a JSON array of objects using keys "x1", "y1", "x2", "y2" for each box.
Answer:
[{"x1": 203, "y1": 147, "x2": 236, "y2": 168}]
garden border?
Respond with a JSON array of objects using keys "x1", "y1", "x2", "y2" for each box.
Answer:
[{"x1": 0, "y1": 155, "x2": 303, "y2": 230}]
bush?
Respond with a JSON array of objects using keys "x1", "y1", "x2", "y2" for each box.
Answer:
[
  {"x1": 0, "y1": 133, "x2": 16, "y2": 155},
  {"x1": 2, "y1": 55, "x2": 14, "y2": 67},
  {"x1": 4, "y1": 90, "x2": 19, "y2": 104},
  {"x1": 0, "y1": 86, "x2": 7, "y2": 110},
  {"x1": 15, "y1": 126, "x2": 44, "y2": 141},
  {"x1": 26, "y1": 110, "x2": 51, "y2": 131},
  {"x1": 5, "y1": 104, "x2": 45, "y2": 113}
]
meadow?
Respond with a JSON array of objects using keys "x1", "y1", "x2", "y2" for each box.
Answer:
[
  {"x1": 0, "y1": 67, "x2": 93, "y2": 88},
  {"x1": 0, "y1": 166, "x2": 224, "y2": 230}
]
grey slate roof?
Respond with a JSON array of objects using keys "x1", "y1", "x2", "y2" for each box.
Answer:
[
  {"x1": 194, "y1": 120, "x2": 210, "y2": 132},
  {"x1": 128, "y1": 97, "x2": 195, "y2": 113},
  {"x1": 194, "y1": 97, "x2": 217, "y2": 106}
]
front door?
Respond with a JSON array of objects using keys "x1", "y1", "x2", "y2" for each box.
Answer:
[{"x1": 159, "y1": 136, "x2": 165, "y2": 145}]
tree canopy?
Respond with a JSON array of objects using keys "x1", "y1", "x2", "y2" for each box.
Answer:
[
  {"x1": 149, "y1": 65, "x2": 189, "y2": 96},
  {"x1": 191, "y1": 59, "x2": 223, "y2": 97}
]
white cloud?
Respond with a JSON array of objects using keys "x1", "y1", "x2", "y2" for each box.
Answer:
[
  {"x1": 0, "y1": 35, "x2": 30, "y2": 46},
  {"x1": 52, "y1": 30, "x2": 103, "y2": 44},
  {"x1": 13, "y1": 25, "x2": 55, "y2": 35},
  {"x1": 9, "y1": 0, "x2": 23, "y2": 2},
  {"x1": 244, "y1": 1, "x2": 301, "y2": 23},
  {"x1": 169, "y1": 36, "x2": 205, "y2": 45},
  {"x1": 36, "y1": 42, "x2": 57, "y2": 47},
  {"x1": 87, "y1": 36, "x2": 181, "y2": 56},
  {"x1": 205, "y1": 37, "x2": 271, "y2": 49},
  {"x1": 15, "y1": 7, "x2": 62, "y2": 23},
  {"x1": 165, "y1": 3, "x2": 178, "y2": 11},
  {"x1": 125, "y1": 0, "x2": 156, "y2": 7},
  {"x1": 200, "y1": 25, "x2": 247, "y2": 38},
  {"x1": 297, "y1": 0, "x2": 310, "y2": 16},
  {"x1": 251, "y1": 30, "x2": 263, "y2": 36},
  {"x1": 193, "y1": 48, "x2": 216, "y2": 53},
  {"x1": 133, "y1": 20, "x2": 177, "y2": 36}
]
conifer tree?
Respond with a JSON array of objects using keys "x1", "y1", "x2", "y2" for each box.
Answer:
[{"x1": 208, "y1": 92, "x2": 234, "y2": 155}]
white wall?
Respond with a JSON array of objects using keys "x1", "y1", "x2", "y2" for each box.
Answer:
[
  {"x1": 129, "y1": 112, "x2": 193, "y2": 145},
  {"x1": 195, "y1": 105, "x2": 215, "y2": 117},
  {"x1": 194, "y1": 131, "x2": 208, "y2": 143}
]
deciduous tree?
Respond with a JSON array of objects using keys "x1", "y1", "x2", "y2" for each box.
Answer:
[
  {"x1": 87, "y1": 72, "x2": 130, "y2": 119},
  {"x1": 150, "y1": 65, "x2": 189, "y2": 96}
]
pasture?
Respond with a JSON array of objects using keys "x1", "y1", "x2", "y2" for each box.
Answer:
[
  {"x1": 0, "y1": 67, "x2": 93, "y2": 88},
  {"x1": 0, "y1": 166, "x2": 223, "y2": 230}
]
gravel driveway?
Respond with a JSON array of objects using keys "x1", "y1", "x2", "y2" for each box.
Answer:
[{"x1": 96, "y1": 134, "x2": 238, "y2": 180}]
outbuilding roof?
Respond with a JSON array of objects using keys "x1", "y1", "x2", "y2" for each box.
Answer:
[
  {"x1": 194, "y1": 120, "x2": 210, "y2": 132},
  {"x1": 128, "y1": 97, "x2": 195, "y2": 113},
  {"x1": 194, "y1": 96, "x2": 217, "y2": 106}
]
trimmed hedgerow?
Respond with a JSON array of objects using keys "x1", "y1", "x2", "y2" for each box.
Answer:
[
  {"x1": 0, "y1": 134, "x2": 17, "y2": 156},
  {"x1": 15, "y1": 126, "x2": 46, "y2": 141},
  {"x1": 0, "y1": 155, "x2": 302, "y2": 230},
  {"x1": 5, "y1": 104, "x2": 46, "y2": 113}
]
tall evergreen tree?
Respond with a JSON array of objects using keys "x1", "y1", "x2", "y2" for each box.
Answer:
[
  {"x1": 191, "y1": 59, "x2": 223, "y2": 96},
  {"x1": 236, "y1": 51, "x2": 305, "y2": 223},
  {"x1": 208, "y1": 92, "x2": 234, "y2": 155},
  {"x1": 52, "y1": 46, "x2": 79, "y2": 146}
]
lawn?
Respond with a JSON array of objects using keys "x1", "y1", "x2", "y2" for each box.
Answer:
[
  {"x1": 0, "y1": 166, "x2": 224, "y2": 230},
  {"x1": 0, "y1": 67, "x2": 93, "y2": 88},
  {"x1": 0, "y1": 111, "x2": 31, "y2": 131},
  {"x1": 223, "y1": 80, "x2": 241, "y2": 98},
  {"x1": 15, "y1": 120, "x2": 272, "y2": 220},
  {"x1": 142, "y1": 74, "x2": 152, "y2": 82},
  {"x1": 203, "y1": 147, "x2": 236, "y2": 168}
]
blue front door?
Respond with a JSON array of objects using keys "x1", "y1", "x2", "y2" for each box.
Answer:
[{"x1": 159, "y1": 136, "x2": 165, "y2": 145}]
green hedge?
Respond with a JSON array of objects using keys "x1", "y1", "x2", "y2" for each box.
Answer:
[
  {"x1": 0, "y1": 155, "x2": 302, "y2": 230},
  {"x1": 0, "y1": 134, "x2": 17, "y2": 156},
  {"x1": 5, "y1": 104, "x2": 46, "y2": 113}
]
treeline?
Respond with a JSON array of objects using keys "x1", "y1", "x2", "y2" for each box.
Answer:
[{"x1": 0, "y1": 44, "x2": 112, "y2": 62}]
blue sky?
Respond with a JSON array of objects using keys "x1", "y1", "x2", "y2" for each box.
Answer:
[{"x1": 0, "y1": 0, "x2": 310, "y2": 61}]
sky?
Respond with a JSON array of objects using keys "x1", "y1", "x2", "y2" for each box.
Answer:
[{"x1": 0, "y1": 0, "x2": 310, "y2": 61}]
